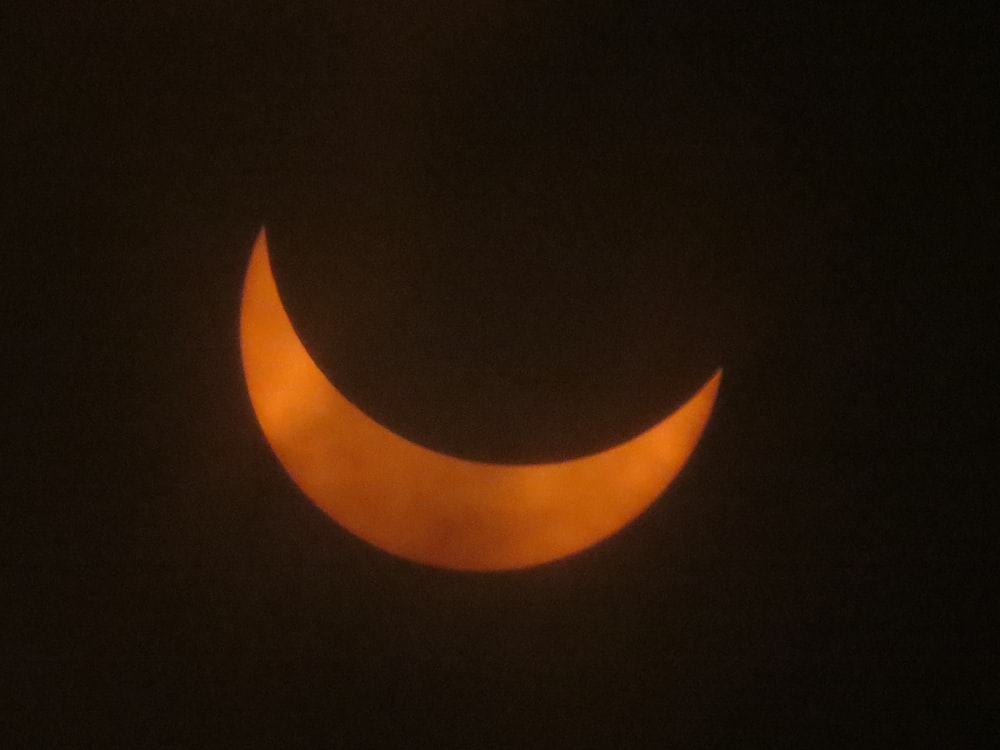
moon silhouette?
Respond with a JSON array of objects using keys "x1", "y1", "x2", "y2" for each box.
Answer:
[{"x1": 240, "y1": 229, "x2": 721, "y2": 570}]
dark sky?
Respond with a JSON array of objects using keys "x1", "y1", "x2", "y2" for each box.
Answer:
[{"x1": 3, "y1": 2, "x2": 994, "y2": 746}]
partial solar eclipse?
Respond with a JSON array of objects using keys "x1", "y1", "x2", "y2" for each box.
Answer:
[{"x1": 240, "y1": 229, "x2": 720, "y2": 570}]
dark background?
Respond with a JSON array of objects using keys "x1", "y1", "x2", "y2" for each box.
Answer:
[{"x1": 3, "y1": 2, "x2": 994, "y2": 746}]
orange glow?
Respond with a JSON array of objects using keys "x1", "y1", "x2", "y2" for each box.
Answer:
[{"x1": 240, "y1": 229, "x2": 720, "y2": 570}]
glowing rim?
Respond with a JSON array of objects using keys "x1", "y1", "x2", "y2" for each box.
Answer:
[{"x1": 240, "y1": 229, "x2": 720, "y2": 570}]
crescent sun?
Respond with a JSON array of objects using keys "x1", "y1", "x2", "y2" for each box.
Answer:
[{"x1": 240, "y1": 229, "x2": 721, "y2": 570}]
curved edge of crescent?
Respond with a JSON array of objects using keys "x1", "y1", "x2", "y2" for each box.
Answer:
[{"x1": 240, "y1": 227, "x2": 721, "y2": 570}]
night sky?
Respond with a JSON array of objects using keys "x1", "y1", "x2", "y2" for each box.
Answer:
[{"x1": 3, "y1": 2, "x2": 994, "y2": 746}]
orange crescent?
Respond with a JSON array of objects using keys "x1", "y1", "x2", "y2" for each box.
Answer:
[{"x1": 240, "y1": 229, "x2": 721, "y2": 570}]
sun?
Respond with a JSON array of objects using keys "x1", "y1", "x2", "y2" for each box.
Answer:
[{"x1": 241, "y1": 228, "x2": 720, "y2": 570}]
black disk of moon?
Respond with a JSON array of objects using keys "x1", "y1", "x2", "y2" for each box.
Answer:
[{"x1": 253, "y1": 8, "x2": 776, "y2": 463}]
